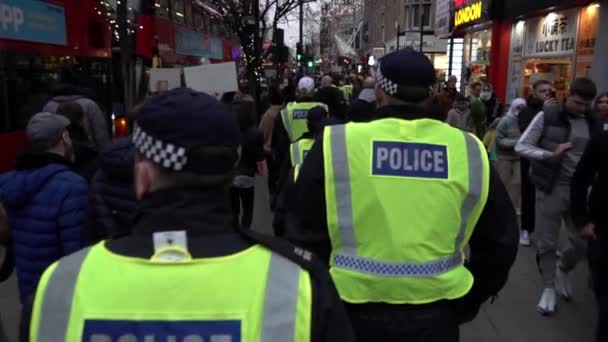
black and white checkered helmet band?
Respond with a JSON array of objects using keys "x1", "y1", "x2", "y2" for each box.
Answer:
[
  {"x1": 132, "y1": 125, "x2": 188, "y2": 171},
  {"x1": 376, "y1": 62, "x2": 399, "y2": 96}
]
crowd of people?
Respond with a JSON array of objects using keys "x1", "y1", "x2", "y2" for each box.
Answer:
[{"x1": 0, "y1": 47, "x2": 605, "y2": 341}]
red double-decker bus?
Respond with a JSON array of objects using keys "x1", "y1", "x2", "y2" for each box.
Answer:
[{"x1": 0, "y1": 0, "x2": 111, "y2": 172}]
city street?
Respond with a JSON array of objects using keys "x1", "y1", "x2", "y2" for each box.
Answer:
[{"x1": 0, "y1": 176, "x2": 597, "y2": 342}]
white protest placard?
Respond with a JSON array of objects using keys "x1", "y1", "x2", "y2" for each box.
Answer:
[
  {"x1": 184, "y1": 62, "x2": 239, "y2": 98},
  {"x1": 149, "y1": 68, "x2": 182, "y2": 93}
]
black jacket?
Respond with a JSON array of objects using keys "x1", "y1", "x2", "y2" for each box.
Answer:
[
  {"x1": 315, "y1": 87, "x2": 347, "y2": 120},
  {"x1": 518, "y1": 95, "x2": 543, "y2": 132},
  {"x1": 83, "y1": 138, "x2": 136, "y2": 245},
  {"x1": 236, "y1": 126, "x2": 265, "y2": 177},
  {"x1": 285, "y1": 105, "x2": 519, "y2": 323},
  {"x1": 346, "y1": 99, "x2": 376, "y2": 123},
  {"x1": 21, "y1": 188, "x2": 354, "y2": 342},
  {"x1": 571, "y1": 132, "x2": 608, "y2": 232}
]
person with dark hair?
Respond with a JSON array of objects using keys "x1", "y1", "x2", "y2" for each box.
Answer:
[
  {"x1": 56, "y1": 102, "x2": 99, "y2": 181},
  {"x1": 517, "y1": 79, "x2": 556, "y2": 246},
  {"x1": 516, "y1": 77, "x2": 602, "y2": 316},
  {"x1": 273, "y1": 106, "x2": 329, "y2": 237},
  {"x1": 230, "y1": 100, "x2": 265, "y2": 229},
  {"x1": 468, "y1": 82, "x2": 487, "y2": 137},
  {"x1": 316, "y1": 75, "x2": 347, "y2": 120},
  {"x1": 346, "y1": 77, "x2": 377, "y2": 123},
  {"x1": 24, "y1": 88, "x2": 354, "y2": 342},
  {"x1": 259, "y1": 89, "x2": 285, "y2": 196},
  {"x1": 286, "y1": 49, "x2": 518, "y2": 341},
  {"x1": 594, "y1": 92, "x2": 608, "y2": 130},
  {"x1": 83, "y1": 137, "x2": 136, "y2": 245},
  {"x1": 446, "y1": 93, "x2": 472, "y2": 131},
  {"x1": 43, "y1": 80, "x2": 110, "y2": 148},
  {"x1": 438, "y1": 75, "x2": 461, "y2": 116}
]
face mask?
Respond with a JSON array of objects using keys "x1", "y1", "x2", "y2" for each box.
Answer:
[{"x1": 480, "y1": 91, "x2": 492, "y2": 101}]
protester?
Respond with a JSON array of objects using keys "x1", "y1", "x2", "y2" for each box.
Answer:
[
  {"x1": 446, "y1": 93, "x2": 472, "y2": 131},
  {"x1": 43, "y1": 83, "x2": 110, "y2": 148},
  {"x1": 518, "y1": 80, "x2": 556, "y2": 246},
  {"x1": 594, "y1": 92, "x2": 608, "y2": 130},
  {"x1": 468, "y1": 82, "x2": 487, "y2": 137},
  {"x1": 496, "y1": 98, "x2": 526, "y2": 223},
  {"x1": 56, "y1": 101, "x2": 99, "y2": 181},
  {"x1": 570, "y1": 130, "x2": 608, "y2": 342},
  {"x1": 481, "y1": 83, "x2": 503, "y2": 123},
  {"x1": 83, "y1": 137, "x2": 136, "y2": 245},
  {"x1": 0, "y1": 113, "x2": 87, "y2": 303},
  {"x1": 258, "y1": 89, "x2": 284, "y2": 196},
  {"x1": 438, "y1": 75, "x2": 461, "y2": 116},
  {"x1": 516, "y1": 77, "x2": 601, "y2": 315},
  {"x1": 346, "y1": 76, "x2": 377, "y2": 123},
  {"x1": 316, "y1": 75, "x2": 347, "y2": 120},
  {"x1": 231, "y1": 100, "x2": 265, "y2": 229}
]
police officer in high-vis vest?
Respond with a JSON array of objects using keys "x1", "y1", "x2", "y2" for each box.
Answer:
[
  {"x1": 279, "y1": 77, "x2": 328, "y2": 144},
  {"x1": 289, "y1": 105, "x2": 328, "y2": 181},
  {"x1": 286, "y1": 49, "x2": 519, "y2": 341},
  {"x1": 24, "y1": 89, "x2": 354, "y2": 342}
]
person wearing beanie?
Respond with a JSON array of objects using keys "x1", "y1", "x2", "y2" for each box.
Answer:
[
  {"x1": 25, "y1": 88, "x2": 354, "y2": 342},
  {"x1": 287, "y1": 48, "x2": 518, "y2": 341},
  {"x1": 0, "y1": 112, "x2": 87, "y2": 304}
]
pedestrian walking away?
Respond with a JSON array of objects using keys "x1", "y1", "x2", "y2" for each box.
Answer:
[
  {"x1": 496, "y1": 98, "x2": 526, "y2": 227},
  {"x1": 286, "y1": 49, "x2": 519, "y2": 342},
  {"x1": 516, "y1": 77, "x2": 601, "y2": 316},
  {"x1": 23, "y1": 88, "x2": 354, "y2": 342}
]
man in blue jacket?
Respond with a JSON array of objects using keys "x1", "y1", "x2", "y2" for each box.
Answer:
[{"x1": 0, "y1": 112, "x2": 87, "y2": 303}]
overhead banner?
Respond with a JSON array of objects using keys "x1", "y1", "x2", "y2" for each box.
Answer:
[
  {"x1": 524, "y1": 9, "x2": 579, "y2": 58},
  {"x1": 0, "y1": 0, "x2": 67, "y2": 45}
]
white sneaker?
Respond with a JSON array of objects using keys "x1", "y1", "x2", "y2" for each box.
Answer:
[
  {"x1": 520, "y1": 230, "x2": 531, "y2": 246},
  {"x1": 555, "y1": 266, "x2": 573, "y2": 301},
  {"x1": 537, "y1": 288, "x2": 557, "y2": 316}
]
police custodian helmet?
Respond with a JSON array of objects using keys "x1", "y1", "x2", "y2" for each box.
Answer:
[{"x1": 376, "y1": 48, "x2": 437, "y2": 102}]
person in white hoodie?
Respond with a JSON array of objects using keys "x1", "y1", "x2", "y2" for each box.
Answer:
[{"x1": 496, "y1": 98, "x2": 527, "y2": 239}]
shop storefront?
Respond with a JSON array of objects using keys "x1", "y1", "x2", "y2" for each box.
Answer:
[
  {"x1": 446, "y1": 0, "x2": 507, "y2": 94},
  {"x1": 505, "y1": 3, "x2": 600, "y2": 104}
]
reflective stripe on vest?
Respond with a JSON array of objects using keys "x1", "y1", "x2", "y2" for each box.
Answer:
[
  {"x1": 34, "y1": 246, "x2": 303, "y2": 341},
  {"x1": 328, "y1": 124, "x2": 485, "y2": 277},
  {"x1": 281, "y1": 102, "x2": 328, "y2": 142},
  {"x1": 291, "y1": 142, "x2": 302, "y2": 167}
]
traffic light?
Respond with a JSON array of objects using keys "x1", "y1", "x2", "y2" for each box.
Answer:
[
  {"x1": 307, "y1": 59, "x2": 314, "y2": 68},
  {"x1": 296, "y1": 43, "x2": 303, "y2": 61}
]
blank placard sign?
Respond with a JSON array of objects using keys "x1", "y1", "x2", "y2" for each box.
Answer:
[{"x1": 184, "y1": 62, "x2": 239, "y2": 98}]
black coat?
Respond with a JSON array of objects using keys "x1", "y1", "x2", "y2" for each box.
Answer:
[
  {"x1": 236, "y1": 126, "x2": 265, "y2": 177},
  {"x1": 21, "y1": 188, "x2": 355, "y2": 342},
  {"x1": 571, "y1": 131, "x2": 608, "y2": 232},
  {"x1": 285, "y1": 105, "x2": 519, "y2": 324},
  {"x1": 83, "y1": 138, "x2": 136, "y2": 245}
]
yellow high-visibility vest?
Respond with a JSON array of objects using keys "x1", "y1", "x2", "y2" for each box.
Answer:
[
  {"x1": 30, "y1": 242, "x2": 313, "y2": 341},
  {"x1": 323, "y1": 118, "x2": 489, "y2": 304},
  {"x1": 280, "y1": 102, "x2": 327, "y2": 142}
]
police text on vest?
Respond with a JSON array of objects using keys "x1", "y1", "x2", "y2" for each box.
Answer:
[{"x1": 372, "y1": 141, "x2": 448, "y2": 179}]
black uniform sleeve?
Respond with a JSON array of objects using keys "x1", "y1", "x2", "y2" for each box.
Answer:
[
  {"x1": 271, "y1": 115, "x2": 291, "y2": 191},
  {"x1": 240, "y1": 229, "x2": 355, "y2": 342},
  {"x1": 571, "y1": 135, "x2": 599, "y2": 228},
  {"x1": 19, "y1": 296, "x2": 33, "y2": 342},
  {"x1": 452, "y1": 166, "x2": 519, "y2": 324},
  {"x1": 285, "y1": 137, "x2": 332, "y2": 263}
]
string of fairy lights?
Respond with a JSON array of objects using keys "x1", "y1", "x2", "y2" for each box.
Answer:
[{"x1": 94, "y1": 0, "x2": 144, "y2": 42}]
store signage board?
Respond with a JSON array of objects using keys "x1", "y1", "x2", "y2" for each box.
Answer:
[
  {"x1": 435, "y1": 0, "x2": 451, "y2": 38},
  {"x1": 524, "y1": 9, "x2": 579, "y2": 58},
  {"x1": 506, "y1": 22, "x2": 526, "y2": 105},
  {"x1": 175, "y1": 29, "x2": 205, "y2": 57},
  {"x1": 0, "y1": 0, "x2": 67, "y2": 46},
  {"x1": 184, "y1": 62, "x2": 238, "y2": 99},
  {"x1": 451, "y1": 0, "x2": 491, "y2": 31}
]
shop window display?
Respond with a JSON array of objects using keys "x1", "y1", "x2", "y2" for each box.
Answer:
[{"x1": 521, "y1": 59, "x2": 572, "y2": 100}]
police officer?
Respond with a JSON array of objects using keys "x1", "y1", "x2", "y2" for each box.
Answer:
[
  {"x1": 289, "y1": 106, "x2": 328, "y2": 181},
  {"x1": 286, "y1": 49, "x2": 519, "y2": 341},
  {"x1": 24, "y1": 89, "x2": 354, "y2": 342}
]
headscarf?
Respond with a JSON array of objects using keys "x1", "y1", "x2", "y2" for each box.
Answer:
[{"x1": 507, "y1": 98, "x2": 527, "y2": 118}]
